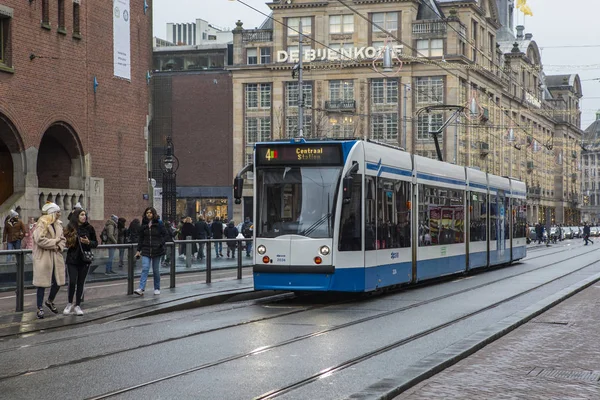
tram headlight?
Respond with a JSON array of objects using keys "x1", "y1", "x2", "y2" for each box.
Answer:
[
  {"x1": 319, "y1": 245, "x2": 330, "y2": 256},
  {"x1": 257, "y1": 245, "x2": 267, "y2": 255}
]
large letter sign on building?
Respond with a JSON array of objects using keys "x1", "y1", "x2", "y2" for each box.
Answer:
[
  {"x1": 276, "y1": 45, "x2": 403, "y2": 63},
  {"x1": 113, "y1": 0, "x2": 131, "y2": 80}
]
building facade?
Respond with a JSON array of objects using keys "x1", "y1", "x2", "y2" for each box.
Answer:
[
  {"x1": 167, "y1": 19, "x2": 233, "y2": 46},
  {"x1": 229, "y1": 0, "x2": 583, "y2": 225},
  {"x1": 0, "y1": 1, "x2": 153, "y2": 229},
  {"x1": 151, "y1": 44, "x2": 234, "y2": 223},
  {"x1": 581, "y1": 111, "x2": 600, "y2": 223}
]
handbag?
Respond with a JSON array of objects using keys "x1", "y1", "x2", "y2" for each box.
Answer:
[{"x1": 78, "y1": 236, "x2": 94, "y2": 264}]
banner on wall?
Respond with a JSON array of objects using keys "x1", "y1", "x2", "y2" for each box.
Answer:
[{"x1": 113, "y1": 0, "x2": 131, "y2": 80}]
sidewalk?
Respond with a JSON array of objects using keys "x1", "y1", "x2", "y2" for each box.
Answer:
[
  {"x1": 0, "y1": 276, "x2": 258, "y2": 339},
  {"x1": 395, "y1": 279, "x2": 600, "y2": 399}
]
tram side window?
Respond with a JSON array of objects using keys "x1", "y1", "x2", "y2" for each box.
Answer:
[
  {"x1": 469, "y1": 192, "x2": 487, "y2": 242},
  {"x1": 339, "y1": 178, "x2": 362, "y2": 251},
  {"x1": 513, "y1": 199, "x2": 527, "y2": 238},
  {"x1": 418, "y1": 184, "x2": 465, "y2": 246},
  {"x1": 373, "y1": 178, "x2": 411, "y2": 249}
]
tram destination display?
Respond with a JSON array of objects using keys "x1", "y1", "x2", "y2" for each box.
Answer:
[{"x1": 256, "y1": 144, "x2": 343, "y2": 166}]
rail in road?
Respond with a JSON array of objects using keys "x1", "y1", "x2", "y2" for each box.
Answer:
[{"x1": 0, "y1": 240, "x2": 596, "y2": 399}]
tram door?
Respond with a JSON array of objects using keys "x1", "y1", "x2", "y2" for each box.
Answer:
[
  {"x1": 364, "y1": 176, "x2": 379, "y2": 291},
  {"x1": 491, "y1": 190, "x2": 508, "y2": 265}
]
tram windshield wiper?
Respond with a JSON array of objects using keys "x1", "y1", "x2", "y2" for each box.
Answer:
[{"x1": 299, "y1": 213, "x2": 332, "y2": 237}]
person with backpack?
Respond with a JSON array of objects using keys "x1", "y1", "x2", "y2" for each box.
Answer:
[
  {"x1": 63, "y1": 207, "x2": 97, "y2": 316},
  {"x1": 224, "y1": 220, "x2": 239, "y2": 258},
  {"x1": 194, "y1": 216, "x2": 211, "y2": 261},
  {"x1": 102, "y1": 215, "x2": 118, "y2": 275},
  {"x1": 210, "y1": 216, "x2": 224, "y2": 258},
  {"x1": 134, "y1": 207, "x2": 167, "y2": 296},
  {"x1": 242, "y1": 217, "x2": 253, "y2": 257}
]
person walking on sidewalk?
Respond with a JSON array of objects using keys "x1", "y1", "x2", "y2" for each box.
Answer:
[
  {"x1": 63, "y1": 208, "x2": 97, "y2": 316},
  {"x1": 2, "y1": 209, "x2": 27, "y2": 262},
  {"x1": 117, "y1": 217, "x2": 127, "y2": 268},
  {"x1": 103, "y1": 215, "x2": 118, "y2": 275},
  {"x1": 242, "y1": 217, "x2": 253, "y2": 257},
  {"x1": 194, "y1": 216, "x2": 211, "y2": 261},
  {"x1": 32, "y1": 203, "x2": 66, "y2": 319},
  {"x1": 224, "y1": 220, "x2": 239, "y2": 258},
  {"x1": 134, "y1": 207, "x2": 167, "y2": 296},
  {"x1": 583, "y1": 223, "x2": 594, "y2": 245},
  {"x1": 180, "y1": 217, "x2": 198, "y2": 261},
  {"x1": 211, "y1": 216, "x2": 224, "y2": 258}
]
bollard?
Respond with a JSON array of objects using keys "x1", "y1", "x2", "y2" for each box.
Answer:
[
  {"x1": 206, "y1": 239, "x2": 212, "y2": 284},
  {"x1": 16, "y1": 250, "x2": 25, "y2": 312},
  {"x1": 237, "y1": 240, "x2": 242, "y2": 280},
  {"x1": 127, "y1": 245, "x2": 134, "y2": 295},
  {"x1": 186, "y1": 236, "x2": 192, "y2": 268},
  {"x1": 170, "y1": 241, "x2": 176, "y2": 289}
]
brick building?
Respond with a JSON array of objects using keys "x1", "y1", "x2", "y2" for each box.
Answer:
[
  {"x1": 151, "y1": 43, "x2": 235, "y2": 223},
  {"x1": 0, "y1": 0, "x2": 153, "y2": 230}
]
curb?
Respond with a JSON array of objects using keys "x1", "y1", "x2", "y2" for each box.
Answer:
[
  {"x1": 121, "y1": 289, "x2": 282, "y2": 320},
  {"x1": 347, "y1": 271, "x2": 600, "y2": 400}
]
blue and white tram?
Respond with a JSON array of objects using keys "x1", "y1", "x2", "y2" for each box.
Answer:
[{"x1": 233, "y1": 139, "x2": 527, "y2": 293}]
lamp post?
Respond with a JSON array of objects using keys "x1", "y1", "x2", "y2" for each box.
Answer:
[{"x1": 160, "y1": 137, "x2": 179, "y2": 224}]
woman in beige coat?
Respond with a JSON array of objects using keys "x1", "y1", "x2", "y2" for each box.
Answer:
[{"x1": 33, "y1": 203, "x2": 66, "y2": 319}]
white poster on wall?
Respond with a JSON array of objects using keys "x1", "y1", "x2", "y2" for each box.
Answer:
[{"x1": 113, "y1": 0, "x2": 131, "y2": 80}]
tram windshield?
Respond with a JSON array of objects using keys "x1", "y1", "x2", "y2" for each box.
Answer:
[{"x1": 256, "y1": 167, "x2": 341, "y2": 238}]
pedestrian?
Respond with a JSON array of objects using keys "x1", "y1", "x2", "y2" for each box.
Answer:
[
  {"x1": 32, "y1": 202, "x2": 66, "y2": 319},
  {"x1": 103, "y1": 215, "x2": 118, "y2": 275},
  {"x1": 117, "y1": 217, "x2": 127, "y2": 268},
  {"x1": 180, "y1": 217, "x2": 197, "y2": 261},
  {"x1": 161, "y1": 220, "x2": 176, "y2": 268},
  {"x1": 63, "y1": 208, "x2": 97, "y2": 316},
  {"x1": 224, "y1": 220, "x2": 239, "y2": 258},
  {"x1": 242, "y1": 217, "x2": 253, "y2": 257},
  {"x1": 583, "y1": 222, "x2": 594, "y2": 245},
  {"x1": 2, "y1": 209, "x2": 27, "y2": 261},
  {"x1": 127, "y1": 218, "x2": 141, "y2": 245},
  {"x1": 22, "y1": 217, "x2": 37, "y2": 250},
  {"x1": 535, "y1": 223, "x2": 543, "y2": 244},
  {"x1": 134, "y1": 207, "x2": 167, "y2": 296},
  {"x1": 194, "y1": 216, "x2": 211, "y2": 260},
  {"x1": 211, "y1": 216, "x2": 224, "y2": 258}
]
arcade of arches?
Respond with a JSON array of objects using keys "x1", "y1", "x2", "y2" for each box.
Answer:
[{"x1": 0, "y1": 115, "x2": 85, "y2": 213}]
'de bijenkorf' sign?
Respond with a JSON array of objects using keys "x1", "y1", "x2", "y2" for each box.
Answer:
[{"x1": 277, "y1": 45, "x2": 403, "y2": 63}]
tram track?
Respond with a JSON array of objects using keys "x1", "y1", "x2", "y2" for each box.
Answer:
[
  {"x1": 2, "y1": 244, "x2": 595, "y2": 382},
  {"x1": 0, "y1": 240, "x2": 589, "y2": 357},
  {"x1": 77, "y1": 246, "x2": 600, "y2": 399}
]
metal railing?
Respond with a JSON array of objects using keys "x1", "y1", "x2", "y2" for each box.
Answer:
[
  {"x1": 0, "y1": 238, "x2": 253, "y2": 312},
  {"x1": 242, "y1": 30, "x2": 273, "y2": 43},
  {"x1": 412, "y1": 21, "x2": 447, "y2": 34}
]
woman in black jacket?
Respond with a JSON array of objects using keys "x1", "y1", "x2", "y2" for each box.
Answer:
[
  {"x1": 134, "y1": 207, "x2": 167, "y2": 296},
  {"x1": 63, "y1": 208, "x2": 98, "y2": 315}
]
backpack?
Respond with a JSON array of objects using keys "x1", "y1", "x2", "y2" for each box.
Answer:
[{"x1": 100, "y1": 227, "x2": 109, "y2": 244}]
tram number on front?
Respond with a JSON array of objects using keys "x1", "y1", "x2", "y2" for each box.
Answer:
[{"x1": 276, "y1": 254, "x2": 286, "y2": 262}]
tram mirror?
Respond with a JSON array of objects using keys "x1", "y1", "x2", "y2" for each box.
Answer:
[
  {"x1": 342, "y1": 176, "x2": 353, "y2": 203},
  {"x1": 234, "y1": 177, "x2": 244, "y2": 204}
]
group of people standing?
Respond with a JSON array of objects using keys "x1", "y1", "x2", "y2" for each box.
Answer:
[
  {"x1": 4, "y1": 205, "x2": 253, "y2": 319},
  {"x1": 7, "y1": 203, "x2": 166, "y2": 318},
  {"x1": 175, "y1": 216, "x2": 253, "y2": 260}
]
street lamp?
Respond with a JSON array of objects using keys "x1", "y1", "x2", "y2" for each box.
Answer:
[{"x1": 160, "y1": 137, "x2": 179, "y2": 224}]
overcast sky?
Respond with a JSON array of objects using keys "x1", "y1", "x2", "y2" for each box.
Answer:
[{"x1": 152, "y1": 0, "x2": 600, "y2": 129}]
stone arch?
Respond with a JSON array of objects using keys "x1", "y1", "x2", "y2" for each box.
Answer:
[
  {"x1": 37, "y1": 122, "x2": 85, "y2": 190},
  {"x1": 0, "y1": 112, "x2": 26, "y2": 205},
  {"x1": 526, "y1": 41, "x2": 542, "y2": 66}
]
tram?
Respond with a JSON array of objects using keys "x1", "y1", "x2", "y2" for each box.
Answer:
[{"x1": 233, "y1": 139, "x2": 527, "y2": 292}]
